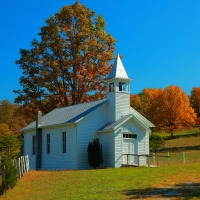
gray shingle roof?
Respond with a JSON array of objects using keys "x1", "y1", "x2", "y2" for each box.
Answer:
[
  {"x1": 97, "y1": 114, "x2": 133, "y2": 131},
  {"x1": 21, "y1": 99, "x2": 108, "y2": 131}
]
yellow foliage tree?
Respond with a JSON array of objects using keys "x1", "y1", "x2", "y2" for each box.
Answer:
[{"x1": 0, "y1": 123, "x2": 13, "y2": 140}]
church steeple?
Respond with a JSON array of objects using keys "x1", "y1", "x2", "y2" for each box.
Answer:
[
  {"x1": 107, "y1": 54, "x2": 129, "y2": 79},
  {"x1": 106, "y1": 54, "x2": 132, "y2": 121},
  {"x1": 107, "y1": 54, "x2": 132, "y2": 94}
]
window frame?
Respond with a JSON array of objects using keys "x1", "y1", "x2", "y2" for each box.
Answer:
[
  {"x1": 109, "y1": 82, "x2": 114, "y2": 92},
  {"x1": 47, "y1": 133, "x2": 50, "y2": 154},
  {"x1": 119, "y1": 82, "x2": 127, "y2": 92},
  {"x1": 123, "y1": 133, "x2": 137, "y2": 139},
  {"x1": 62, "y1": 132, "x2": 66, "y2": 153},
  {"x1": 32, "y1": 135, "x2": 36, "y2": 155}
]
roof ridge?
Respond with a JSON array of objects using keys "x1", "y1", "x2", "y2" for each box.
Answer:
[{"x1": 55, "y1": 98, "x2": 107, "y2": 110}]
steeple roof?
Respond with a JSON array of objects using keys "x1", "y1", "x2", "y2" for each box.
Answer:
[{"x1": 107, "y1": 54, "x2": 129, "y2": 79}]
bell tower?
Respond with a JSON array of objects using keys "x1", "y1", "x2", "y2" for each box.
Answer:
[{"x1": 107, "y1": 54, "x2": 132, "y2": 121}]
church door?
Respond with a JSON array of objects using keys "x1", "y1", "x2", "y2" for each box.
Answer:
[{"x1": 122, "y1": 134, "x2": 138, "y2": 165}]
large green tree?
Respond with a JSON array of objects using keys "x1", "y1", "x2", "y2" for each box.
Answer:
[{"x1": 14, "y1": 2, "x2": 116, "y2": 117}]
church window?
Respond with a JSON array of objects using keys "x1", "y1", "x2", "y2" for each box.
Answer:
[
  {"x1": 62, "y1": 132, "x2": 66, "y2": 153},
  {"x1": 123, "y1": 133, "x2": 137, "y2": 139},
  {"x1": 119, "y1": 82, "x2": 126, "y2": 92},
  {"x1": 32, "y1": 135, "x2": 36, "y2": 155},
  {"x1": 109, "y1": 83, "x2": 114, "y2": 92},
  {"x1": 47, "y1": 134, "x2": 50, "y2": 154}
]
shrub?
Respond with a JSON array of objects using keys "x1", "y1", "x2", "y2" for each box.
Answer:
[
  {"x1": 149, "y1": 134, "x2": 165, "y2": 154},
  {"x1": 1, "y1": 157, "x2": 18, "y2": 193},
  {"x1": 87, "y1": 138, "x2": 103, "y2": 169}
]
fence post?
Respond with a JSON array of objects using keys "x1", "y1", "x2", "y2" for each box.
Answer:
[
  {"x1": 18, "y1": 158, "x2": 21, "y2": 178},
  {"x1": 25, "y1": 155, "x2": 29, "y2": 172},
  {"x1": 148, "y1": 155, "x2": 150, "y2": 167},
  {"x1": 183, "y1": 152, "x2": 186, "y2": 165},
  {"x1": 153, "y1": 153, "x2": 155, "y2": 165},
  {"x1": 137, "y1": 155, "x2": 140, "y2": 166},
  {"x1": 22, "y1": 156, "x2": 26, "y2": 175},
  {"x1": 168, "y1": 152, "x2": 171, "y2": 166},
  {"x1": 157, "y1": 156, "x2": 160, "y2": 166}
]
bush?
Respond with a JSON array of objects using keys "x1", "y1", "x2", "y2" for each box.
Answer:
[
  {"x1": 149, "y1": 134, "x2": 165, "y2": 154},
  {"x1": 1, "y1": 157, "x2": 18, "y2": 193},
  {"x1": 87, "y1": 138, "x2": 103, "y2": 169}
]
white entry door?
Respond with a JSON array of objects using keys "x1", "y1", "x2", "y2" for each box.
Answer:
[{"x1": 123, "y1": 139, "x2": 138, "y2": 165}]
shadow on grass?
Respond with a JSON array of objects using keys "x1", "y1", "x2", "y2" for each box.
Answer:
[
  {"x1": 164, "y1": 132, "x2": 199, "y2": 141},
  {"x1": 122, "y1": 182, "x2": 200, "y2": 199}
]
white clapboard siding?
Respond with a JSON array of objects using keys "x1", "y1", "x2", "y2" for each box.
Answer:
[
  {"x1": 107, "y1": 92, "x2": 130, "y2": 121},
  {"x1": 115, "y1": 92, "x2": 130, "y2": 120},
  {"x1": 23, "y1": 130, "x2": 36, "y2": 170},
  {"x1": 122, "y1": 119, "x2": 149, "y2": 166},
  {"x1": 42, "y1": 125, "x2": 76, "y2": 170},
  {"x1": 114, "y1": 128, "x2": 123, "y2": 168},
  {"x1": 107, "y1": 93, "x2": 116, "y2": 122},
  {"x1": 98, "y1": 131, "x2": 114, "y2": 168},
  {"x1": 77, "y1": 103, "x2": 107, "y2": 169}
]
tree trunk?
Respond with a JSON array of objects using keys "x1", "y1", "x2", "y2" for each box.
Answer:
[
  {"x1": 171, "y1": 132, "x2": 173, "y2": 137},
  {"x1": 154, "y1": 149, "x2": 157, "y2": 154}
]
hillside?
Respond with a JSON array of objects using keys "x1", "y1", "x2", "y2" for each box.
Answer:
[{"x1": 1, "y1": 128, "x2": 200, "y2": 199}]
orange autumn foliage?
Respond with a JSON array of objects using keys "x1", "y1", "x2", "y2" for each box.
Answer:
[
  {"x1": 130, "y1": 94, "x2": 143, "y2": 113},
  {"x1": 143, "y1": 88, "x2": 166, "y2": 130},
  {"x1": 163, "y1": 86, "x2": 196, "y2": 136},
  {"x1": 14, "y1": 2, "x2": 116, "y2": 117},
  {"x1": 131, "y1": 86, "x2": 197, "y2": 136},
  {"x1": 190, "y1": 87, "x2": 200, "y2": 124}
]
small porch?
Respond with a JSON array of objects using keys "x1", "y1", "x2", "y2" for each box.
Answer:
[{"x1": 122, "y1": 154, "x2": 171, "y2": 167}]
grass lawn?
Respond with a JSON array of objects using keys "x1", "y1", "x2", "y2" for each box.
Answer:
[
  {"x1": 1, "y1": 164, "x2": 200, "y2": 200},
  {"x1": 1, "y1": 128, "x2": 200, "y2": 199},
  {"x1": 151, "y1": 128, "x2": 200, "y2": 166}
]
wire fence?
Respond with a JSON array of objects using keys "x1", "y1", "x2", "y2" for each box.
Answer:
[
  {"x1": 122, "y1": 151, "x2": 200, "y2": 167},
  {"x1": 150, "y1": 151, "x2": 200, "y2": 166}
]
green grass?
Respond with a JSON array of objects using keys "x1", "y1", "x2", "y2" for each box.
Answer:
[
  {"x1": 1, "y1": 164, "x2": 200, "y2": 199},
  {"x1": 1, "y1": 128, "x2": 200, "y2": 199},
  {"x1": 151, "y1": 127, "x2": 200, "y2": 166}
]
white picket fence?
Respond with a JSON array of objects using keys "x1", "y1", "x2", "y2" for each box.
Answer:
[
  {"x1": 10, "y1": 155, "x2": 29, "y2": 179},
  {"x1": 17, "y1": 155, "x2": 29, "y2": 178}
]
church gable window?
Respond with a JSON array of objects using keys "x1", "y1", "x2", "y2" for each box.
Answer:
[
  {"x1": 119, "y1": 82, "x2": 126, "y2": 92},
  {"x1": 109, "y1": 83, "x2": 114, "y2": 92}
]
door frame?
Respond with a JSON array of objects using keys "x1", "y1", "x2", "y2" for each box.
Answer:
[{"x1": 122, "y1": 132, "x2": 138, "y2": 165}]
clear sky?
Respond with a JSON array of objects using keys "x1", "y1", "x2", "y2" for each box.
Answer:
[{"x1": 1, "y1": 0, "x2": 200, "y2": 102}]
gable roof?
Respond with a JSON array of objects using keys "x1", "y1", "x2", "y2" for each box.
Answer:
[
  {"x1": 107, "y1": 54, "x2": 129, "y2": 79},
  {"x1": 97, "y1": 111, "x2": 153, "y2": 133},
  {"x1": 21, "y1": 99, "x2": 108, "y2": 131},
  {"x1": 97, "y1": 107, "x2": 155, "y2": 132},
  {"x1": 130, "y1": 107, "x2": 155, "y2": 128},
  {"x1": 97, "y1": 114, "x2": 132, "y2": 132}
]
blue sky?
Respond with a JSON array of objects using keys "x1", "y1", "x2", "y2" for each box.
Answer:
[{"x1": 1, "y1": 0, "x2": 200, "y2": 102}]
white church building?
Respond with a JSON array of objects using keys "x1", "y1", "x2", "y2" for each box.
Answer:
[{"x1": 22, "y1": 55, "x2": 155, "y2": 170}]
